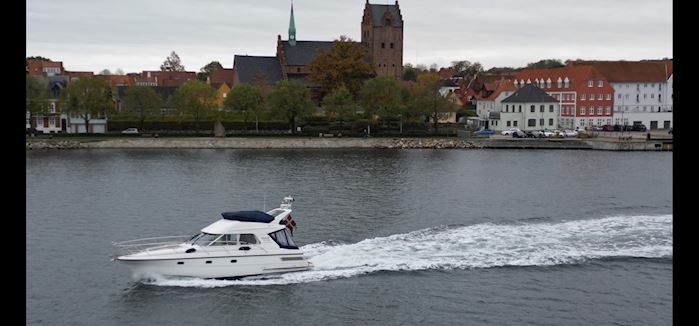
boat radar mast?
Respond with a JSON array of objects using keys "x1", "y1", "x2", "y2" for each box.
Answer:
[{"x1": 280, "y1": 195, "x2": 294, "y2": 209}]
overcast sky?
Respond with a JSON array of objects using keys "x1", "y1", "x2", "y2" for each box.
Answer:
[{"x1": 26, "y1": 0, "x2": 672, "y2": 74}]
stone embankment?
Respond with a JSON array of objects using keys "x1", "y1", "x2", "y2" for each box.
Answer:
[
  {"x1": 26, "y1": 139, "x2": 86, "y2": 150},
  {"x1": 376, "y1": 138, "x2": 482, "y2": 149}
]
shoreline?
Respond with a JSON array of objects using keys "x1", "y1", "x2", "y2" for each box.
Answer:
[{"x1": 26, "y1": 137, "x2": 672, "y2": 151}]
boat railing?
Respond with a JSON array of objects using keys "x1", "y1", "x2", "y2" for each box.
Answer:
[{"x1": 112, "y1": 235, "x2": 193, "y2": 257}]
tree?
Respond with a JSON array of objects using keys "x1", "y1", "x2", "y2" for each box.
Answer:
[
  {"x1": 160, "y1": 51, "x2": 185, "y2": 71},
  {"x1": 26, "y1": 75, "x2": 49, "y2": 128},
  {"x1": 197, "y1": 61, "x2": 223, "y2": 82},
  {"x1": 410, "y1": 72, "x2": 454, "y2": 133},
  {"x1": 224, "y1": 84, "x2": 264, "y2": 132},
  {"x1": 526, "y1": 59, "x2": 564, "y2": 69},
  {"x1": 451, "y1": 60, "x2": 484, "y2": 79},
  {"x1": 121, "y1": 85, "x2": 162, "y2": 131},
  {"x1": 172, "y1": 80, "x2": 216, "y2": 132},
  {"x1": 402, "y1": 64, "x2": 419, "y2": 81},
  {"x1": 268, "y1": 80, "x2": 314, "y2": 133},
  {"x1": 322, "y1": 85, "x2": 358, "y2": 122},
  {"x1": 114, "y1": 68, "x2": 125, "y2": 75},
  {"x1": 359, "y1": 76, "x2": 408, "y2": 124},
  {"x1": 99, "y1": 69, "x2": 111, "y2": 75},
  {"x1": 59, "y1": 77, "x2": 113, "y2": 133},
  {"x1": 307, "y1": 35, "x2": 375, "y2": 98}
]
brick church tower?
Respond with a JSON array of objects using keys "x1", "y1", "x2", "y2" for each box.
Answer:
[{"x1": 361, "y1": 0, "x2": 403, "y2": 79}]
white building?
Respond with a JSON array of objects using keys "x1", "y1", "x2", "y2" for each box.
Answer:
[
  {"x1": 475, "y1": 79, "x2": 516, "y2": 129},
  {"x1": 497, "y1": 84, "x2": 560, "y2": 131}
]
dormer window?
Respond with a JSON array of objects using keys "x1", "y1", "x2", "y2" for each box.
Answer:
[
  {"x1": 557, "y1": 77, "x2": 562, "y2": 88},
  {"x1": 598, "y1": 80, "x2": 603, "y2": 87},
  {"x1": 546, "y1": 78, "x2": 552, "y2": 88},
  {"x1": 564, "y1": 77, "x2": 569, "y2": 88},
  {"x1": 588, "y1": 80, "x2": 593, "y2": 87}
]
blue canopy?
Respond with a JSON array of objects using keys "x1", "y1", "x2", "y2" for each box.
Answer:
[{"x1": 221, "y1": 210, "x2": 274, "y2": 223}]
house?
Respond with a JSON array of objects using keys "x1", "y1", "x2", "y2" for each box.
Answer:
[
  {"x1": 27, "y1": 59, "x2": 64, "y2": 77},
  {"x1": 513, "y1": 65, "x2": 613, "y2": 129},
  {"x1": 28, "y1": 76, "x2": 67, "y2": 133},
  {"x1": 141, "y1": 70, "x2": 197, "y2": 87},
  {"x1": 207, "y1": 68, "x2": 236, "y2": 108},
  {"x1": 474, "y1": 79, "x2": 516, "y2": 128},
  {"x1": 498, "y1": 84, "x2": 560, "y2": 131},
  {"x1": 567, "y1": 59, "x2": 673, "y2": 129}
]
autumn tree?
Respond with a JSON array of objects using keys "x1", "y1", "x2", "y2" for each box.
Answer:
[
  {"x1": 121, "y1": 85, "x2": 162, "y2": 131},
  {"x1": 172, "y1": 80, "x2": 216, "y2": 132},
  {"x1": 160, "y1": 51, "x2": 185, "y2": 71},
  {"x1": 26, "y1": 75, "x2": 49, "y2": 128},
  {"x1": 409, "y1": 72, "x2": 454, "y2": 133},
  {"x1": 197, "y1": 61, "x2": 223, "y2": 82},
  {"x1": 268, "y1": 80, "x2": 314, "y2": 133},
  {"x1": 451, "y1": 60, "x2": 484, "y2": 79},
  {"x1": 359, "y1": 76, "x2": 409, "y2": 127},
  {"x1": 307, "y1": 35, "x2": 374, "y2": 98},
  {"x1": 402, "y1": 63, "x2": 419, "y2": 81},
  {"x1": 321, "y1": 85, "x2": 358, "y2": 122},
  {"x1": 526, "y1": 59, "x2": 564, "y2": 69},
  {"x1": 224, "y1": 84, "x2": 264, "y2": 132},
  {"x1": 99, "y1": 69, "x2": 111, "y2": 75},
  {"x1": 59, "y1": 77, "x2": 113, "y2": 133}
]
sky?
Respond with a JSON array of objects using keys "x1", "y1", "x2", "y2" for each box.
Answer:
[{"x1": 26, "y1": 0, "x2": 672, "y2": 74}]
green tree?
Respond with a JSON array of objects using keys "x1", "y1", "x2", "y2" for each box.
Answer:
[
  {"x1": 526, "y1": 59, "x2": 564, "y2": 69},
  {"x1": 451, "y1": 60, "x2": 484, "y2": 79},
  {"x1": 172, "y1": 80, "x2": 216, "y2": 132},
  {"x1": 59, "y1": 77, "x2": 113, "y2": 133},
  {"x1": 121, "y1": 85, "x2": 162, "y2": 131},
  {"x1": 359, "y1": 76, "x2": 409, "y2": 125},
  {"x1": 322, "y1": 85, "x2": 358, "y2": 122},
  {"x1": 307, "y1": 35, "x2": 375, "y2": 98},
  {"x1": 26, "y1": 75, "x2": 49, "y2": 128},
  {"x1": 410, "y1": 72, "x2": 454, "y2": 134},
  {"x1": 197, "y1": 61, "x2": 223, "y2": 82},
  {"x1": 224, "y1": 84, "x2": 264, "y2": 132},
  {"x1": 268, "y1": 80, "x2": 314, "y2": 133},
  {"x1": 402, "y1": 63, "x2": 419, "y2": 81},
  {"x1": 160, "y1": 51, "x2": 185, "y2": 71}
]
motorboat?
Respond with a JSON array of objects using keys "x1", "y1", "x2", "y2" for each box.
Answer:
[{"x1": 112, "y1": 196, "x2": 312, "y2": 279}]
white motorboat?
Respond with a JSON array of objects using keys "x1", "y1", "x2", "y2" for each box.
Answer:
[{"x1": 113, "y1": 196, "x2": 312, "y2": 279}]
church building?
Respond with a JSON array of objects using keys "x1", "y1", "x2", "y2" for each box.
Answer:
[{"x1": 232, "y1": 1, "x2": 404, "y2": 89}]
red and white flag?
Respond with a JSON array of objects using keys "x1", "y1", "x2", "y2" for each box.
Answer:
[{"x1": 280, "y1": 214, "x2": 297, "y2": 235}]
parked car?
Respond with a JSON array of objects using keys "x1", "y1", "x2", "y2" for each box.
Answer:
[
  {"x1": 512, "y1": 130, "x2": 526, "y2": 138},
  {"x1": 533, "y1": 129, "x2": 555, "y2": 138},
  {"x1": 590, "y1": 126, "x2": 604, "y2": 131},
  {"x1": 628, "y1": 123, "x2": 647, "y2": 132},
  {"x1": 559, "y1": 130, "x2": 578, "y2": 137},
  {"x1": 473, "y1": 128, "x2": 495, "y2": 135},
  {"x1": 524, "y1": 130, "x2": 537, "y2": 138},
  {"x1": 26, "y1": 127, "x2": 40, "y2": 136},
  {"x1": 121, "y1": 128, "x2": 140, "y2": 134},
  {"x1": 501, "y1": 128, "x2": 521, "y2": 136},
  {"x1": 600, "y1": 124, "x2": 615, "y2": 131}
]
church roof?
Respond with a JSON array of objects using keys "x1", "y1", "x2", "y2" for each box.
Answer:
[
  {"x1": 368, "y1": 4, "x2": 402, "y2": 27},
  {"x1": 233, "y1": 55, "x2": 283, "y2": 84},
  {"x1": 280, "y1": 41, "x2": 335, "y2": 66}
]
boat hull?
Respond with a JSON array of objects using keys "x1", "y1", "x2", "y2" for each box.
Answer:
[{"x1": 117, "y1": 254, "x2": 311, "y2": 279}]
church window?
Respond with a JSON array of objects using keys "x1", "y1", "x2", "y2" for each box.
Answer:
[
  {"x1": 381, "y1": 43, "x2": 385, "y2": 49},
  {"x1": 390, "y1": 43, "x2": 394, "y2": 49}
]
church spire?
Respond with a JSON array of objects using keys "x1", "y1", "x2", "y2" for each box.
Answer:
[{"x1": 288, "y1": 1, "x2": 296, "y2": 46}]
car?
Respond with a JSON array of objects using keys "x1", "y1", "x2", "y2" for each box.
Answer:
[
  {"x1": 590, "y1": 126, "x2": 604, "y2": 131},
  {"x1": 668, "y1": 128, "x2": 672, "y2": 134},
  {"x1": 559, "y1": 130, "x2": 578, "y2": 137},
  {"x1": 121, "y1": 128, "x2": 140, "y2": 134},
  {"x1": 473, "y1": 128, "x2": 495, "y2": 135},
  {"x1": 628, "y1": 123, "x2": 647, "y2": 132},
  {"x1": 533, "y1": 129, "x2": 555, "y2": 138},
  {"x1": 501, "y1": 128, "x2": 522, "y2": 136},
  {"x1": 26, "y1": 127, "x2": 40, "y2": 136},
  {"x1": 511, "y1": 130, "x2": 527, "y2": 138},
  {"x1": 600, "y1": 124, "x2": 615, "y2": 131}
]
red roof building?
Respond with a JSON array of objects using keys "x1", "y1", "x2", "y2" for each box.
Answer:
[{"x1": 27, "y1": 59, "x2": 64, "y2": 77}]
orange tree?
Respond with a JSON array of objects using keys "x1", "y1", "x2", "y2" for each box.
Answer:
[{"x1": 307, "y1": 35, "x2": 375, "y2": 99}]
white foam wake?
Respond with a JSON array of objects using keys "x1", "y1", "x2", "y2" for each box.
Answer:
[{"x1": 144, "y1": 214, "x2": 672, "y2": 287}]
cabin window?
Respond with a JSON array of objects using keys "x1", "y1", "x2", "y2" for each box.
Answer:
[
  {"x1": 190, "y1": 233, "x2": 221, "y2": 246},
  {"x1": 239, "y1": 234, "x2": 259, "y2": 245},
  {"x1": 268, "y1": 228, "x2": 298, "y2": 249},
  {"x1": 214, "y1": 234, "x2": 238, "y2": 246}
]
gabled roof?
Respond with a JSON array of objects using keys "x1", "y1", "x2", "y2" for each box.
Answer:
[
  {"x1": 208, "y1": 68, "x2": 235, "y2": 85},
  {"x1": 502, "y1": 84, "x2": 558, "y2": 103},
  {"x1": 280, "y1": 40, "x2": 335, "y2": 66},
  {"x1": 567, "y1": 60, "x2": 673, "y2": 82},
  {"x1": 368, "y1": 3, "x2": 403, "y2": 27},
  {"x1": 481, "y1": 79, "x2": 517, "y2": 101},
  {"x1": 233, "y1": 55, "x2": 283, "y2": 84}
]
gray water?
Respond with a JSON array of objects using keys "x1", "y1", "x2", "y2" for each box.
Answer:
[{"x1": 26, "y1": 149, "x2": 672, "y2": 325}]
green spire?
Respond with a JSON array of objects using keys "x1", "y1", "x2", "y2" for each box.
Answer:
[{"x1": 288, "y1": 1, "x2": 296, "y2": 46}]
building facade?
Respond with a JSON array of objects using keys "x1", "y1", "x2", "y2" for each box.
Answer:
[
  {"x1": 361, "y1": 0, "x2": 404, "y2": 79},
  {"x1": 499, "y1": 84, "x2": 560, "y2": 132}
]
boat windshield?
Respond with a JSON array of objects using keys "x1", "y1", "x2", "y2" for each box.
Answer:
[{"x1": 189, "y1": 233, "x2": 221, "y2": 246}]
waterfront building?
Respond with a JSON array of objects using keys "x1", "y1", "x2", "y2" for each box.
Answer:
[
  {"x1": 474, "y1": 79, "x2": 516, "y2": 129},
  {"x1": 513, "y1": 65, "x2": 614, "y2": 130},
  {"x1": 568, "y1": 60, "x2": 673, "y2": 129},
  {"x1": 499, "y1": 84, "x2": 560, "y2": 132}
]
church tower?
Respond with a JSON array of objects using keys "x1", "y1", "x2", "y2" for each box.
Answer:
[{"x1": 361, "y1": 0, "x2": 403, "y2": 79}]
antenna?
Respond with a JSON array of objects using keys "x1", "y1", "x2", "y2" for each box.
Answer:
[{"x1": 263, "y1": 193, "x2": 266, "y2": 211}]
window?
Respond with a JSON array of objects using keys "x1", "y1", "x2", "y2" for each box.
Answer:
[
  {"x1": 507, "y1": 121, "x2": 511, "y2": 127},
  {"x1": 518, "y1": 105, "x2": 522, "y2": 113},
  {"x1": 549, "y1": 118, "x2": 553, "y2": 126},
  {"x1": 625, "y1": 94, "x2": 630, "y2": 99},
  {"x1": 597, "y1": 107, "x2": 602, "y2": 115},
  {"x1": 651, "y1": 94, "x2": 655, "y2": 99},
  {"x1": 540, "y1": 105, "x2": 544, "y2": 112},
  {"x1": 539, "y1": 118, "x2": 544, "y2": 126},
  {"x1": 49, "y1": 117, "x2": 55, "y2": 126},
  {"x1": 606, "y1": 107, "x2": 611, "y2": 114},
  {"x1": 297, "y1": 67, "x2": 301, "y2": 72},
  {"x1": 528, "y1": 119, "x2": 536, "y2": 127},
  {"x1": 598, "y1": 80, "x2": 603, "y2": 87},
  {"x1": 588, "y1": 80, "x2": 593, "y2": 87},
  {"x1": 50, "y1": 102, "x2": 56, "y2": 113},
  {"x1": 513, "y1": 121, "x2": 518, "y2": 127},
  {"x1": 269, "y1": 228, "x2": 298, "y2": 249},
  {"x1": 390, "y1": 43, "x2": 394, "y2": 49},
  {"x1": 606, "y1": 94, "x2": 611, "y2": 100},
  {"x1": 213, "y1": 234, "x2": 238, "y2": 246},
  {"x1": 505, "y1": 105, "x2": 509, "y2": 112},
  {"x1": 580, "y1": 107, "x2": 585, "y2": 115},
  {"x1": 530, "y1": 105, "x2": 535, "y2": 113},
  {"x1": 589, "y1": 108, "x2": 594, "y2": 115},
  {"x1": 546, "y1": 80, "x2": 551, "y2": 88},
  {"x1": 191, "y1": 233, "x2": 221, "y2": 246},
  {"x1": 549, "y1": 105, "x2": 554, "y2": 113},
  {"x1": 381, "y1": 43, "x2": 385, "y2": 49},
  {"x1": 580, "y1": 94, "x2": 585, "y2": 100},
  {"x1": 222, "y1": 92, "x2": 227, "y2": 98},
  {"x1": 589, "y1": 94, "x2": 594, "y2": 100},
  {"x1": 644, "y1": 94, "x2": 647, "y2": 99},
  {"x1": 618, "y1": 93, "x2": 622, "y2": 99},
  {"x1": 239, "y1": 234, "x2": 259, "y2": 245}
]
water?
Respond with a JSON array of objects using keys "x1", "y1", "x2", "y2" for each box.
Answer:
[{"x1": 26, "y1": 149, "x2": 672, "y2": 325}]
